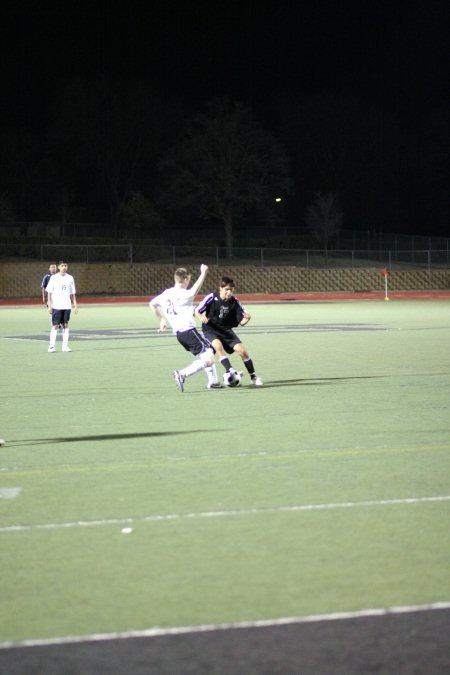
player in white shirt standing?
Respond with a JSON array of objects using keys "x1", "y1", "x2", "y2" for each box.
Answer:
[
  {"x1": 149, "y1": 264, "x2": 221, "y2": 392},
  {"x1": 46, "y1": 260, "x2": 78, "y2": 352}
]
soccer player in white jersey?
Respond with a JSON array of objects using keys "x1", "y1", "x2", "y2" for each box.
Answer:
[
  {"x1": 46, "y1": 260, "x2": 78, "y2": 353},
  {"x1": 149, "y1": 264, "x2": 221, "y2": 392}
]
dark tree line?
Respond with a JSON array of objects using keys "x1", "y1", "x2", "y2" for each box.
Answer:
[
  {"x1": 0, "y1": 75, "x2": 448, "y2": 244},
  {"x1": 158, "y1": 97, "x2": 292, "y2": 255}
]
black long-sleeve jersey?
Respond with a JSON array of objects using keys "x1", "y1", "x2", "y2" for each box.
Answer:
[
  {"x1": 41, "y1": 273, "x2": 51, "y2": 290},
  {"x1": 196, "y1": 292, "x2": 245, "y2": 328}
]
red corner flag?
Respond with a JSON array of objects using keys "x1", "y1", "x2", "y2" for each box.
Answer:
[{"x1": 382, "y1": 267, "x2": 388, "y2": 276}]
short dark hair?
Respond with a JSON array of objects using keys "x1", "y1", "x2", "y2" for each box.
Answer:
[
  {"x1": 174, "y1": 267, "x2": 191, "y2": 282},
  {"x1": 220, "y1": 276, "x2": 234, "y2": 288}
]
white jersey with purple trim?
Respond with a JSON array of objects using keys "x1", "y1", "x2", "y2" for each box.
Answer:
[
  {"x1": 45, "y1": 273, "x2": 76, "y2": 310},
  {"x1": 149, "y1": 287, "x2": 197, "y2": 334}
]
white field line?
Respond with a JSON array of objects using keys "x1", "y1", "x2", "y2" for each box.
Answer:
[
  {"x1": 0, "y1": 337, "x2": 43, "y2": 342},
  {"x1": 1, "y1": 495, "x2": 449, "y2": 534},
  {"x1": 1, "y1": 601, "x2": 449, "y2": 650},
  {"x1": 0, "y1": 487, "x2": 21, "y2": 499}
]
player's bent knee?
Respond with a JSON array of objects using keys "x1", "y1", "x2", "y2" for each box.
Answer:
[{"x1": 200, "y1": 348, "x2": 215, "y2": 366}]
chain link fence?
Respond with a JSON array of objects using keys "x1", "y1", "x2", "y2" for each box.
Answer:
[{"x1": 1, "y1": 241, "x2": 449, "y2": 269}]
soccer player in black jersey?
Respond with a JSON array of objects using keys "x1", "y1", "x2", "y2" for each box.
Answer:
[
  {"x1": 195, "y1": 276, "x2": 263, "y2": 386},
  {"x1": 41, "y1": 263, "x2": 57, "y2": 305}
]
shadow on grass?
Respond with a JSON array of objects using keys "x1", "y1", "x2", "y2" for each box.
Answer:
[
  {"x1": 5, "y1": 430, "x2": 210, "y2": 447},
  {"x1": 245, "y1": 375, "x2": 389, "y2": 388}
]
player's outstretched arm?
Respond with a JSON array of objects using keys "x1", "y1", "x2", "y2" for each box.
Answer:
[{"x1": 190, "y1": 264, "x2": 209, "y2": 297}]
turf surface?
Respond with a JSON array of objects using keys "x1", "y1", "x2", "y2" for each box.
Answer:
[{"x1": 0, "y1": 299, "x2": 449, "y2": 671}]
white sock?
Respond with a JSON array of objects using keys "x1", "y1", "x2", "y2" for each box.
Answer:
[
  {"x1": 49, "y1": 328, "x2": 57, "y2": 348},
  {"x1": 181, "y1": 359, "x2": 205, "y2": 378},
  {"x1": 204, "y1": 364, "x2": 219, "y2": 385},
  {"x1": 62, "y1": 328, "x2": 69, "y2": 348}
]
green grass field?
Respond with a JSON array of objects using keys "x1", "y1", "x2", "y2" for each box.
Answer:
[{"x1": 0, "y1": 299, "x2": 449, "y2": 645}]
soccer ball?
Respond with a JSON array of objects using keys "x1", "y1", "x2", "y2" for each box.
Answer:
[{"x1": 223, "y1": 369, "x2": 242, "y2": 388}]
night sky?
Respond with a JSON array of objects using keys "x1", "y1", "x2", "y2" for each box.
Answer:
[
  {"x1": 1, "y1": 1, "x2": 449, "y2": 235},
  {"x1": 3, "y1": 2, "x2": 448, "y2": 119}
]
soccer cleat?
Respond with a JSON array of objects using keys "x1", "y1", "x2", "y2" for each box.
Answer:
[
  {"x1": 173, "y1": 370, "x2": 185, "y2": 392},
  {"x1": 251, "y1": 375, "x2": 263, "y2": 387},
  {"x1": 62, "y1": 347, "x2": 72, "y2": 352},
  {"x1": 206, "y1": 382, "x2": 223, "y2": 389},
  {"x1": 48, "y1": 346, "x2": 56, "y2": 352}
]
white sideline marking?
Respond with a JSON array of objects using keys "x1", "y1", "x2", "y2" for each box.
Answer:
[
  {"x1": 1, "y1": 601, "x2": 449, "y2": 650},
  {"x1": 0, "y1": 495, "x2": 449, "y2": 533},
  {"x1": 0, "y1": 487, "x2": 21, "y2": 499},
  {"x1": 0, "y1": 337, "x2": 43, "y2": 342}
]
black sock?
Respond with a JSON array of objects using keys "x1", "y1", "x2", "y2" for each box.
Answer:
[
  {"x1": 244, "y1": 358, "x2": 255, "y2": 376},
  {"x1": 220, "y1": 357, "x2": 232, "y2": 371}
]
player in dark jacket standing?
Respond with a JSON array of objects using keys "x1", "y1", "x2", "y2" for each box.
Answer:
[
  {"x1": 195, "y1": 276, "x2": 263, "y2": 386},
  {"x1": 41, "y1": 263, "x2": 57, "y2": 305}
]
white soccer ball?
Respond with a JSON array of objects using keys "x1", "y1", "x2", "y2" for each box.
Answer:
[{"x1": 223, "y1": 369, "x2": 242, "y2": 388}]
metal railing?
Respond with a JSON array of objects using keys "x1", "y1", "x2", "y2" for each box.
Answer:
[
  {"x1": 1, "y1": 222, "x2": 448, "y2": 252},
  {"x1": 0, "y1": 242, "x2": 449, "y2": 269},
  {"x1": 0, "y1": 243, "x2": 133, "y2": 264}
]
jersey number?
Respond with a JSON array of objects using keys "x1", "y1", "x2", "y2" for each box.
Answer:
[{"x1": 165, "y1": 300, "x2": 178, "y2": 315}]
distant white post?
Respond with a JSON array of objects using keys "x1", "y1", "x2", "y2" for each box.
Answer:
[{"x1": 382, "y1": 266, "x2": 389, "y2": 301}]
